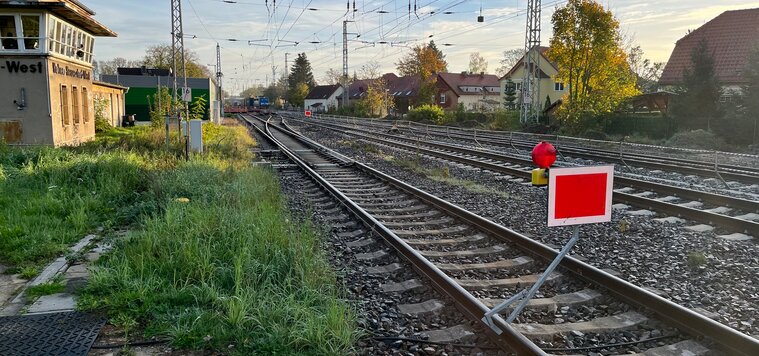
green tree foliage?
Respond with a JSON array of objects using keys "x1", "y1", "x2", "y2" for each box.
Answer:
[
  {"x1": 547, "y1": 0, "x2": 639, "y2": 130},
  {"x1": 190, "y1": 95, "x2": 208, "y2": 121},
  {"x1": 407, "y1": 104, "x2": 446, "y2": 124},
  {"x1": 496, "y1": 48, "x2": 524, "y2": 77},
  {"x1": 503, "y1": 79, "x2": 517, "y2": 110},
  {"x1": 289, "y1": 82, "x2": 310, "y2": 108},
  {"x1": 142, "y1": 44, "x2": 211, "y2": 78},
  {"x1": 287, "y1": 53, "x2": 316, "y2": 90},
  {"x1": 712, "y1": 44, "x2": 759, "y2": 145},
  {"x1": 670, "y1": 39, "x2": 722, "y2": 131},
  {"x1": 239, "y1": 86, "x2": 264, "y2": 98},
  {"x1": 93, "y1": 96, "x2": 111, "y2": 132},
  {"x1": 148, "y1": 87, "x2": 174, "y2": 128}
]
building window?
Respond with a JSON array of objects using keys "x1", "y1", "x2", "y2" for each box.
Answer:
[
  {"x1": 72, "y1": 86, "x2": 80, "y2": 124},
  {"x1": 515, "y1": 82, "x2": 523, "y2": 91},
  {"x1": 439, "y1": 93, "x2": 446, "y2": 104},
  {"x1": 82, "y1": 87, "x2": 90, "y2": 123},
  {"x1": 61, "y1": 85, "x2": 70, "y2": 126},
  {"x1": 47, "y1": 16, "x2": 95, "y2": 63},
  {"x1": 1, "y1": 14, "x2": 42, "y2": 51},
  {"x1": 554, "y1": 82, "x2": 565, "y2": 91}
]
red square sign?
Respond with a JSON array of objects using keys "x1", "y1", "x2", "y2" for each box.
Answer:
[{"x1": 548, "y1": 166, "x2": 614, "y2": 227}]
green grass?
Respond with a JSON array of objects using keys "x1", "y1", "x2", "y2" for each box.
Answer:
[
  {"x1": 26, "y1": 278, "x2": 65, "y2": 298},
  {"x1": 2, "y1": 122, "x2": 358, "y2": 354}
]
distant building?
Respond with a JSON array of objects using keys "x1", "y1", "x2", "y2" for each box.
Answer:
[
  {"x1": 499, "y1": 46, "x2": 567, "y2": 110},
  {"x1": 0, "y1": 0, "x2": 116, "y2": 146},
  {"x1": 436, "y1": 72, "x2": 501, "y2": 112},
  {"x1": 659, "y1": 8, "x2": 759, "y2": 102},
  {"x1": 304, "y1": 84, "x2": 343, "y2": 113},
  {"x1": 337, "y1": 73, "x2": 422, "y2": 115},
  {"x1": 91, "y1": 81, "x2": 127, "y2": 127},
  {"x1": 101, "y1": 67, "x2": 217, "y2": 121}
]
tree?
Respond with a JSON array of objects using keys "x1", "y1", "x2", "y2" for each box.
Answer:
[
  {"x1": 263, "y1": 76, "x2": 288, "y2": 105},
  {"x1": 289, "y1": 82, "x2": 310, "y2": 108},
  {"x1": 240, "y1": 86, "x2": 264, "y2": 98},
  {"x1": 287, "y1": 53, "x2": 316, "y2": 90},
  {"x1": 396, "y1": 40, "x2": 448, "y2": 79},
  {"x1": 503, "y1": 79, "x2": 517, "y2": 110},
  {"x1": 323, "y1": 68, "x2": 343, "y2": 85},
  {"x1": 397, "y1": 41, "x2": 448, "y2": 105},
  {"x1": 142, "y1": 44, "x2": 210, "y2": 78},
  {"x1": 468, "y1": 52, "x2": 488, "y2": 74},
  {"x1": 94, "y1": 57, "x2": 142, "y2": 78},
  {"x1": 547, "y1": 0, "x2": 639, "y2": 129},
  {"x1": 496, "y1": 49, "x2": 524, "y2": 76},
  {"x1": 627, "y1": 45, "x2": 665, "y2": 93},
  {"x1": 189, "y1": 94, "x2": 208, "y2": 121},
  {"x1": 670, "y1": 39, "x2": 722, "y2": 131}
]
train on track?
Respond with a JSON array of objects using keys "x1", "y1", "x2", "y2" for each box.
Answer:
[{"x1": 224, "y1": 96, "x2": 274, "y2": 114}]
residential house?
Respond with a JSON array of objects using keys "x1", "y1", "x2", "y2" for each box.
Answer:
[
  {"x1": 499, "y1": 46, "x2": 567, "y2": 110},
  {"x1": 337, "y1": 73, "x2": 422, "y2": 115},
  {"x1": 436, "y1": 72, "x2": 501, "y2": 112},
  {"x1": 304, "y1": 84, "x2": 343, "y2": 113},
  {"x1": 659, "y1": 8, "x2": 759, "y2": 102}
]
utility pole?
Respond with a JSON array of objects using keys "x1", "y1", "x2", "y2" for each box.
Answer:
[
  {"x1": 216, "y1": 43, "x2": 223, "y2": 115},
  {"x1": 171, "y1": 0, "x2": 189, "y2": 157},
  {"x1": 520, "y1": 0, "x2": 541, "y2": 124},
  {"x1": 342, "y1": 20, "x2": 353, "y2": 108},
  {"x1": 284, "y1": 52, "x2": 290, "y2": 107}
]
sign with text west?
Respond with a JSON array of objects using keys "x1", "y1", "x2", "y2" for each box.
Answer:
[{"x1": 548, "y1": 166, "x2": 614, "y2": 227}]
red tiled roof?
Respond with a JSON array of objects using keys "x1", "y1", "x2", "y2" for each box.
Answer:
[
  {"x1": 659, "y1": 8, "x2": 759, "y2": 86},
  {"x1": 437, "y1": 72, "x2": 500, "y2": 96}
]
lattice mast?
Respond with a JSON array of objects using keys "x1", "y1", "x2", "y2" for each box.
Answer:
[
  {"x1": 170, "y1": 0, "x2": 189, "y2": 124},
  {"x1": 342, "y1": 20, "x2": 350, "y2": 108},
  {"x1": 216, "y1": 43, "x2": 223, "y2": 103},
  {"x1": 521, "y1": 0, "x2": 541, "y2": 123}
]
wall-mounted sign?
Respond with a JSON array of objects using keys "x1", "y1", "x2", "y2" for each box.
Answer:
[
  {"x1": 52, "y1": 62, "x2": 91, "y2": 80},
  {"x1": 2, "y1": 61, "x2": 43, "y2": 74}
]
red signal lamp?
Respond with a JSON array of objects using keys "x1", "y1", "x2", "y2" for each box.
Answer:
[{"x1": 532, "y1": 141, "x2": 557, "y2": 169}]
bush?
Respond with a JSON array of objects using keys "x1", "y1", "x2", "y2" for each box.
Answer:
[
  {"x1": 582, "y1": 129, "x2": 610, "y2": 141},
  {"x1": 666, "y1": 129, "x2": 724, "y2": 150},
  {"x1": 407, "y1": 104, "x2": 446, "y2": 125},
  {"x1": 488, "y1": 110, "x2": 521, "y2": 131}
]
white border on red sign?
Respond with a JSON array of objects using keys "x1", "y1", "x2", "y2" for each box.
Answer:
[{"x1": 547, "y1": 165, "x2": 614, "y2": 227}]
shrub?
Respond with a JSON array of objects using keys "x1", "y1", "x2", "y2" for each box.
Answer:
[
  {"x1": 489, "y1": 110, "x2": 521, "y2": 131},
  {"x1": 94, "y1": 97, "x2": 112, "y2": 133},
  {"x1": 407, "y1": 104, "x2": 446, "y2": 125},
  {"x1": 666, "y1": 129, "x2": 724, "y2": 150}
]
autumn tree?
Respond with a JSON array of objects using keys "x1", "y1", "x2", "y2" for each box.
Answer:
[
  {"x1": 289, "y1": 82, "x2": 310, "y2": 108},
  {"x1": 468, "y1": 52, "x2": 488, "y2": 73},
  {"x1": 627, "y1": 45, "x2": 665, "y2": 93},
  {"x1": 496, "y1": 48, "x2": 524, "y2": 76},
  {"x1": 356, "y1": 62, "x2": 393, "y2": 116},
  {"x1": 397, "y1": 40, "x2": 448, "y2": 105},
  {"x1": 670, "y1": 39, "x2": 723, "y2": 131},
  {"x1": 547, "y1": 0, "x2": 638, "y2": 129}
]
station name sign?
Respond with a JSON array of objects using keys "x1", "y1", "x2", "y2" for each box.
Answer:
[
  {"x1": 52, "y1": 62, "x2": 91, "y2": 80},
  {"x1": 2, "y1": 60, "x2": 43, "y2": 74}
]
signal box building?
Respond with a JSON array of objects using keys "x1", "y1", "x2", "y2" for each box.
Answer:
[{"x1": 0, "y1": 0, "x2": 116, "y2": 146}]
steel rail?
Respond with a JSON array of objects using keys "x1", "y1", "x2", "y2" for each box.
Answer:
[
  {"x1": 241, "y1": 115, "x2": 545, "y2": 355},
  {"x1": 295, "y1": 118, "x2": 759, "y2": 235},
  {"x1": 307, "y1": 114, "x2": 759, "y2": 183},
  {"x1": 277, "y1": 116, "x2": 759, "y2": 356}
]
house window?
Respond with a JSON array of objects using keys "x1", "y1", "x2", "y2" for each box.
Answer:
[
  {"x1": 515, "y1": 82, "x2": 522, "y2": 91},
  {"x1": 47, "y1": 16, "x2": 95, "y2": 63},
  {"x1": 82, "y1": 87, "x2": 90, "y2": 123},
  {"x1": 0, "y1": 14, "x2": 42, "y2": 51},
  {"x1": 554, "y1": 82, "x2": 565, "y2": 91},
  {"x1": 72, "y1": 86, "x2": 80, "y2": 124},
  {"x1": 61, "y1": 85, "x2": 70, "y2": 126},
  {"x1": 439, "y1": 93, "x2": 446, "y2": 104}
]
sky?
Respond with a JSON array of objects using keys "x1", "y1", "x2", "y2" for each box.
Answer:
[{"x1": 85, "y1": 0, "x2": 759, "y2": 95}]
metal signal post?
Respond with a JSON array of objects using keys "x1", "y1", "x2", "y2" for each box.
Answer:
[{"x1": 171, "y1": 0, "x2": 189, "y2": 155}]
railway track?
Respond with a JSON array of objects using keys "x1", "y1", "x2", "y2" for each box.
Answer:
[
  {"x1": 306, "y1": 114, "x2": 759, "y2": 184},
  {"x1": 240, "y1": 114, "x2": 759, "y2": 355},
  {"x1": 285, "y1": 115, "x2": 759, "y2": 238}
]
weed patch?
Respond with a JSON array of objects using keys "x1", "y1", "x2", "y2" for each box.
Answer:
[
  {"x1": 26, "y1": 278, "x2": 65, "y2": 298},
  {"x1": 394, "y1": 159, "x2": 509, "y2": 198}
]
